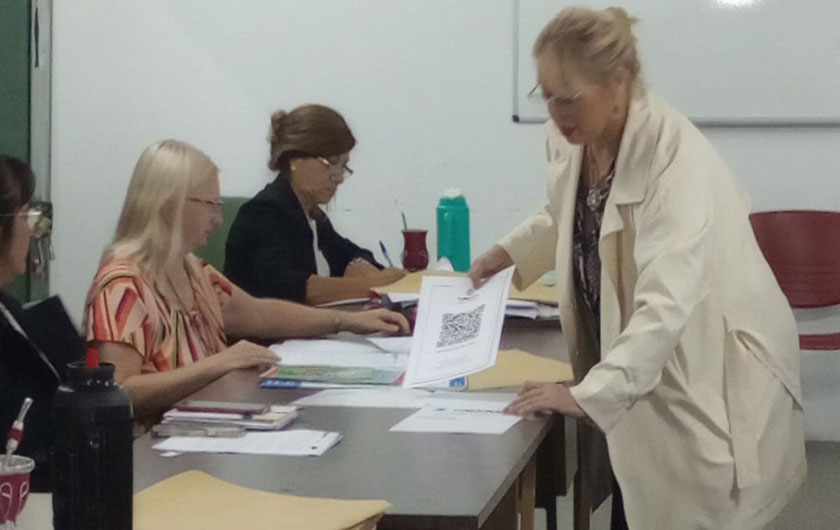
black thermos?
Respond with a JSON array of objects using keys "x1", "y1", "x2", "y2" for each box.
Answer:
[{"x1": 52, "y1": 361, "x2": 133, "y2": 530}]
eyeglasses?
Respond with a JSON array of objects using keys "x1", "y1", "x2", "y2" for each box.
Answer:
[
  {"x1": 316, "y1": 157, "x2": 354, "y2": 183},
  {"x1": 527, "y1": 83, "x2": 582, "y2": 114},
  {"x1": 0, "y1": 208, "x2": 43, "y2": 231},
  {"x1": 187, "y1": 197, "x2": 224, "y2": 213}
]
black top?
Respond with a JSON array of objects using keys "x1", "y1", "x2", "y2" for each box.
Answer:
[
  {"x1": 225, "y1": 178, "x2": 381, "y2": 302},
  {"x1": 0, "y1": 293, "x2": 83, "y2": 491}
]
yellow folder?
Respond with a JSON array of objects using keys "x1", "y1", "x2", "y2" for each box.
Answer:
[
  {"x1": 135, "y1": 470, "x2": 390, "y2": 530},
  {"x1": 467, "y1": 349, "x2": 573, "y2": 390},
  {"x1": 374, "y1": 270, "x2": 558, "y2": 304}
]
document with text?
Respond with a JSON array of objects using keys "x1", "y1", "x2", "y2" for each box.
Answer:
[{"x1": 403, "y1": 266, "x2": 514, "y2": 387}]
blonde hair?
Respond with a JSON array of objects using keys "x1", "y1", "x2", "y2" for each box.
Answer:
[
  {"x1": 268, "y1": 104, "x2": 356, "y2": 177},
  {"x1": 534, "y1": 6, "x2": 642, "y2": 89},
  {"x1": 106, "y1": 139, "x2": 218, "y2": 283}
]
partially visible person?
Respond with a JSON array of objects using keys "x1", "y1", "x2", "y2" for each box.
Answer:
[
  {"x1": 470, "y1": 7, "x2": 804, "y2": 530},
  {"x1": 84, "y1": 140, "x2": 409, "y2": 420},
  {"x1": 225, "y1": 104, "x2": 405, "y2": 305},
  {"x1": 0, "y1": 156, "x2": 82, "y2": 491}
]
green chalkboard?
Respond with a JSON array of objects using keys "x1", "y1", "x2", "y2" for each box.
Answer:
[{"x1": 0, "y1": 0, "x2": 31, "y2": 301}]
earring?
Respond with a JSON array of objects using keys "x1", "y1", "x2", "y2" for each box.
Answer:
[{"x1": 291, "y1": 164, "x2": 296, "y2": 172}]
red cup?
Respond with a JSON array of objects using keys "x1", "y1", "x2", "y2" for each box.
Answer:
[
  {"x1": 401, "y1": 229, "x2": 429, "y2": 271},
  {"x1": 0, "y1": 455, "x2": 34, "y2": 528}
]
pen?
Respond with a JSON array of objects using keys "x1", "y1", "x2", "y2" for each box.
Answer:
[
  {"x1": 379, "y1": 240, "x2": 395, "y2": 267},
  {"x1": 394, "y1": 199, "x2": 408, "y2": 231}
]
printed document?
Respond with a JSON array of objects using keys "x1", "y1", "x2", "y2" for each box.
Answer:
[
  {"x1": 389, "y1": 407, "x2": 521, "y2": 435},
  {"x1": 152, "y1": 430, "x2": 342, "y2": 456},
  {"x1": 403, "y1": 266, "x2": 514, "y2": 387}
]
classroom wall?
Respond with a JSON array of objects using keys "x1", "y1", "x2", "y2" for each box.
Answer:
[{"x1": 50, "y1": 1, "x2": 840, "y2": 325}]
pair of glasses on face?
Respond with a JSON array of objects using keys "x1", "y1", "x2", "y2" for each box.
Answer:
[
  {"x1": 0, "y1": 208, "x2": 44, "y2": 231},
  {"x1": 527, "y1": 83, "x2": 582, "y2": 113},
  {"x1": 316, "y1": 157, "x2": 354, "y2": 183},
  {"x1": 187, "y1": 197, "x2": 224, "y2": 214}
]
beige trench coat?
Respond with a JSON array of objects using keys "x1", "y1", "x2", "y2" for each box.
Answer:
[{"x1": 500, "y1": 94, "x2": 806, "y2": 529}]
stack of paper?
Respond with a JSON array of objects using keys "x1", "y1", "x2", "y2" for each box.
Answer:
[
  {"x1": 152, "y1": 430, "x2": 343, "y2": 456},
  {"x1": 135, "y1": 471, "x2": 389, "y2": 530},
  {"x1": 160, "y1": 405, "x2": 298, "y2": 431},
  {"x1": 374, "y1": 269, "x2": 559, "y2": 305}
]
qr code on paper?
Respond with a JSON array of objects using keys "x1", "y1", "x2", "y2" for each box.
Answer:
[{"x1": 436, "y1": 304, "x2": 485, "y2": 349}]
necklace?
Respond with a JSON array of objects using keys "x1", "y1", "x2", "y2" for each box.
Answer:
[{"x1": 584, "y1": 146, "x2": 616, "y2": 212}]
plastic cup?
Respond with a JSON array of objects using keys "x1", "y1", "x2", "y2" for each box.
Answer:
[{"x1": 0, "y1": 455, "x2": 35, "y2": 529}]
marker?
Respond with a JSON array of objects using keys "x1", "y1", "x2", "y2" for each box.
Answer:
[
  {"x1": 379, "y1": 241, "x2": 395, "y2": 268},
  {"x1": 4, "y1": 397, "x2": 33, "y2": 469}
]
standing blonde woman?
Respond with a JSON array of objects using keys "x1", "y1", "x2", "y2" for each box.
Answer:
[
  {"x1": 84, "y1": 140, "x2": 408, "y2": 419},
  {"x1": 470, "y1": 7, "x2": 805, "y2": 530}
]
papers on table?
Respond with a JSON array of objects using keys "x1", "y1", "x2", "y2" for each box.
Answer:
[
  {"x1": 271, "y1": 337, "x2": 410, "y2": 368},
  {"x1": 374, "y1": 269, "x2": 558, "y2": 305},
  {"x1": 293, "y1": 387, "x2": 434, "y2": 408},
  {"x1": 161, "y1": 405, "x2": 299, "y2": 431},
  {"x1": 262, "y1": 365, "x2": 404, "y2": 386},
  {"x1": 389, "y1": 407, "x2": 521, "y2": 435},
  {"x1": 293, "y1": 387, "x2": 516, "y2": 410},
  {"x1": 152, "y1": 430, "x2": 342, "y2": 456},
  {"x1": 403, "y1": 266, "x2": 514, "y2": 387},
  {"x1": 135, "y1": 471, "x2": 390, "y2": 530},
  {"x1": 467, "y1": 349, "x2": 574, "y2": 391}
]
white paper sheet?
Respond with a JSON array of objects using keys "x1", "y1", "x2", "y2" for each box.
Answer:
[
  {"x1": 152, "y1": 430, "x2": 342, "y2": 456},
  {"x1": 292, "y1": 388, "x2": 515, "y2": 410},
  {"x1": 271, "y1": 338, "x2": 407, "y2": 369},
  {"x1": 389, "y1": 407, "x2": 521, "y2": 434},
  {"x1": 293, "y1": 387, "x2": 435, "y2": 408},
  {"x1": 403, "y1": 266, "x2": 515, "y2": 387}
]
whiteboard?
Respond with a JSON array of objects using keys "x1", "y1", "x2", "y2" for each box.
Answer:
[{"x1": 514, "y1": 0, "x2": 840, "y2": 125}]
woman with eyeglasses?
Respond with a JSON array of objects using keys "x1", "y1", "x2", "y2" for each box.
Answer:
[
  {"x1": 83, "y1": 140, "x2": 409, "y2": 419},
  {"x1": 0, "y1": 156, "x2": 78, "y2": 491},
  {"x1": 469, "y1": 7, "x2": 804, "y2": 530},
  {"x1": 225, "y1": 104, "x2": 406, "y2": 305}
]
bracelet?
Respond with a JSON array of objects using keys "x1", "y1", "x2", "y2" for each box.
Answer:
[
  {"x1": 332, "y1": 311, "x2": 342, "y2": 334},
  {"x1": 348, "y1": 257, "x2": 367, "y2": 267}
]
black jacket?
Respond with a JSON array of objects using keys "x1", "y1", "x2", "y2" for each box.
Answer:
[
  {"x1": 0, "y1": 293, "x2": 83, "y2": 491},
  {"x1": 225, "y1": 178, "x2": 381, "y2": 302}
]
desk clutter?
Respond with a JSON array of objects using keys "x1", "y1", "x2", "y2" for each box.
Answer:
[
  {"x1": 134, "y1": 470, "x2": 388, "y2": 530},
  {"x1": 150, "y1": 268, "x2": 571, "y2": 453}
]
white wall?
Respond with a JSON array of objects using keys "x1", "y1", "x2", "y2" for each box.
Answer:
[{"x1": 50, "y1": 1, "x2": 840, "y2": 325}]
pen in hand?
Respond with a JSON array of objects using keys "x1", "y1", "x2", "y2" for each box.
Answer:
[{"x1": 379, "y1": 240, "x2": 395, "y2": 268}]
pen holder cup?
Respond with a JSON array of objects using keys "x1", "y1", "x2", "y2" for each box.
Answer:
[
  {"x1": 0, "y1": 455, "x2": 35, "y2": 529},
  {"x1": 401, "y1": 229, "x2": 429, "y2": 271}
]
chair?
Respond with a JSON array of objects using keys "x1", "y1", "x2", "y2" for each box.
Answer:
[
  {"x1": 194, "y1": 196, "x2": 248, "y2": 271},
  {"x1": 749, "y1": 210, "x2": 840, "y2": 350},
  {"x1": 750, "y1": 210, "x2": 840, "y2": 440}
]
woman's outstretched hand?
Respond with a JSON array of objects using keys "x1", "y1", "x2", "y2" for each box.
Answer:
[{"x1": 468, "y1": 245, "x2": 514, "y2": 289}]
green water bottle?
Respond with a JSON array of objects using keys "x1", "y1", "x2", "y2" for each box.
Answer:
[{"x1": 437, "y1": 189, "x2": 470, "y2": 272}]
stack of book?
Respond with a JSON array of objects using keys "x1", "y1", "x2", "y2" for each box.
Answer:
[{"x1": 154, "y1": 401, "x2": 298, "y2": 437}]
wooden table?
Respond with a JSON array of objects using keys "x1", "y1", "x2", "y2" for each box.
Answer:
[{"x1": 133, "y1": 320, "x2": 571, "y2": 530}]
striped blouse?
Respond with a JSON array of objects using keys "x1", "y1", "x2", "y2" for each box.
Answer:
[{"x1": 84, "y1": 254, "x2": 233, "y2": 373}]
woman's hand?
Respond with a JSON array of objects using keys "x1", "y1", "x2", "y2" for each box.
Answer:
[
  {"x1": 468, "y1": 245, "x2": 514, "y2": 288},
  {"x1": 344, "y1": 259, "x2": 380, "y2": 277},
  {"x1": 340, "y1": 308, "x2": 410, "y2": 335},
  {"x1": 213, "y1": 340, "x2": 279, "y2": 372},
  {"x1": 365, "y1": 267, "x2": 407, "y2": 287},
  {"x1": 505, "y1": 381, "x2": 586, "y2": 418}
]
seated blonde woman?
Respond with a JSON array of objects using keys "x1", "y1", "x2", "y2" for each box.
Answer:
[{"x1": 84, "y1": 140, "x2": 409, "y2": 418}]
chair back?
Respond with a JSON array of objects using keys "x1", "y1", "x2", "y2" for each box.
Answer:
[
  {"x1": 195, "y1": 197, "x2": 248, "y2": 271},
  {"x1": 749, "y1": 210, "x2": 840, "y2": 309}
]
